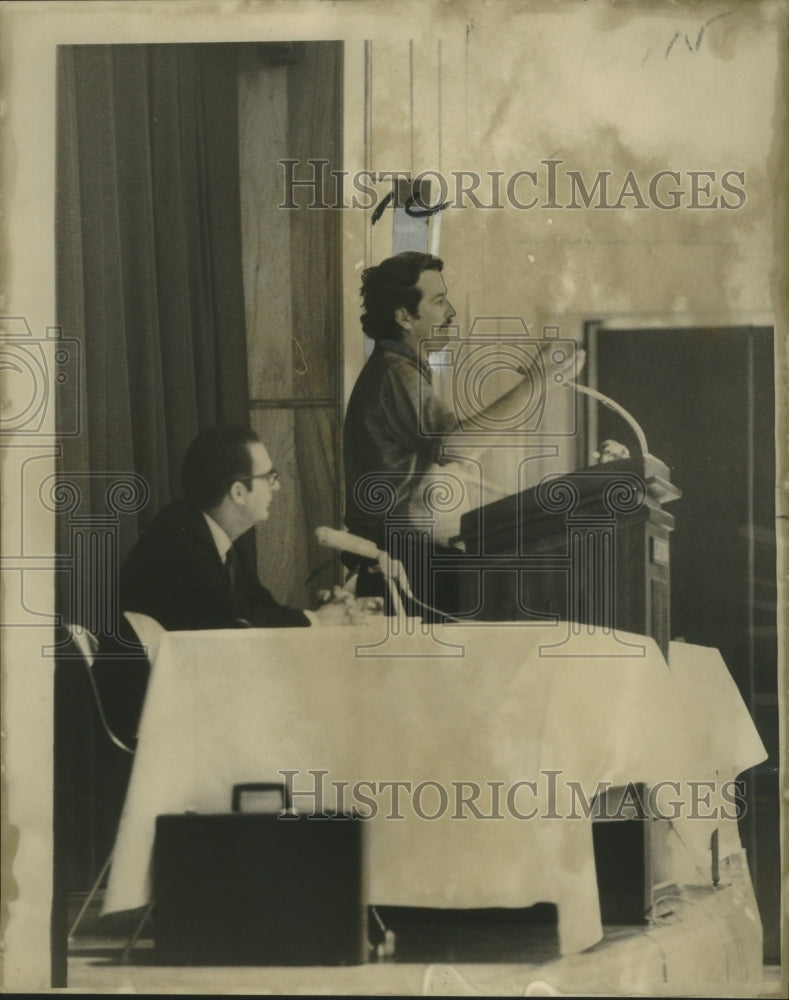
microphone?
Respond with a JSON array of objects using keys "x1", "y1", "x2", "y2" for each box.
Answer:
[
  {"x1": 559, "y1": 381, "x2": 674, "y2": 488},
  {"x1": 315, "y1": 527, "x2": 415, "y2": 601},
  {"x1": 315, "y1": 527, "x2": 381, "y2": 561},
  {"x1": 515, "y1": 349, "x2": 650, "y2": 458},
  {"x1": 561, "y1": 380, "x2": 650, "y2": 457}
]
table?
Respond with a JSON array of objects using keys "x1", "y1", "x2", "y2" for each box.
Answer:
[{"x1": 104, "y1": 616, "x2": 765, "y2": 956}]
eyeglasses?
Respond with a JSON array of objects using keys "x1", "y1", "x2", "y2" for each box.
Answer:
[{"x1": 243, "y1": 468, "x2": 279, "y2": 486}]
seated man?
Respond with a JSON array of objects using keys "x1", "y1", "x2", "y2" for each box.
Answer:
[
  {"x1": 120, "y1": 424, "x2": 366, "y2": 630},
  {"x1": 98, "y1": 424, "x2": 376, "y2": 747}
]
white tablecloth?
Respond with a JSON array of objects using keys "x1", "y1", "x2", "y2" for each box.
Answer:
[{"x1": 104, "y1": 618, "x2": 765, "y2": 955}]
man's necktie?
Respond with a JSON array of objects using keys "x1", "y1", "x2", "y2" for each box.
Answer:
[{"x1": 225, "y1": 546, "x2": 240, "y2": 598}]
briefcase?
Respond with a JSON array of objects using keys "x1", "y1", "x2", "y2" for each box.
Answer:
[{"x1": 153, "y1": 812, "x2": 367, "y2": 965}]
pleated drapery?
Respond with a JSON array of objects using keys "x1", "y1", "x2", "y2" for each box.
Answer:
[
  {"x1": 56, "y1": 44, "x2": 251, "y2": 564},
  {"x1": 54, "y1": 43, "x2": 252, "y2": 895}
]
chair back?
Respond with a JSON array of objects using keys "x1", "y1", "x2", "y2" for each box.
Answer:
[
  {"x1": 66, "y1": 623, "x2": 134, "y2": 756},
  {"x1": 67, "y1": 623, "x2": 99, "y2": 667},
  {"x1": 123, "y1": 611, "x2": 166, "y2": 661}
]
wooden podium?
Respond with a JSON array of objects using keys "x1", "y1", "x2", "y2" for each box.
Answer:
[
  {"x1": 454, "y1": 455, "x2": 681, "y2": 658},
  {"x1": 453, "y1": 454, "x2": 683, "y2": 924}
]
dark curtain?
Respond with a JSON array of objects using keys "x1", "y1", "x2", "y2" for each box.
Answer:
[
  {"x1": 57, "y1": 43, "x2": 250, "y2": 546},
  {"x1": 54, "y1": 44, "x2": 251, "y2": 902}
]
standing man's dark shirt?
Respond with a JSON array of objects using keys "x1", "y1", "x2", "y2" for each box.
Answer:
[{"x1": 344, "y1": 339, "x2": 459, "y2": 549}]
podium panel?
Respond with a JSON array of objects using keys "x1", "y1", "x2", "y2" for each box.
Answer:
[{"x1": 456, "y1": 456, "x2": 680, "y2": 658}]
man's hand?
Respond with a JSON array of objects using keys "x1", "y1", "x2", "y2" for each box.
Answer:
[
  {"x1": 554, "y1": 344, "x2": 586, "y2": 381},
  {"x1": 373, "y1": 553, "x2": 414, "y2": 599},
  {"x1": 313, "y1": 587, "x2": 385, "y2": 626}
]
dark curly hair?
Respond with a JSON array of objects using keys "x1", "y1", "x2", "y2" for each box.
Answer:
[
  {"x1": 360, "y1": 251, "x2": 444, "y2": 342},
  {"x1": 181, "y1": 425, "x2": 259, "y2": 511}
]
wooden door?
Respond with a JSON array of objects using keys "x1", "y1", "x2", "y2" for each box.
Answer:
[{"x1": 592, "y1": 324, "x2": 779, "y2": 961}]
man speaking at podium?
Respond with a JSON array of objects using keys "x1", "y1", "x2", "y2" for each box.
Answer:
[{"x1": 343, "y1": 251, "x2": 582, "y2": 616}]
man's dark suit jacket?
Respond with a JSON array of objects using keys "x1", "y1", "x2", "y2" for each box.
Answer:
[{"x1": 119, "y1": 501, "x2": 310, "y2": 631}]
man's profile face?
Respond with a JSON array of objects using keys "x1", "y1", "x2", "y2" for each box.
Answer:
[
  {"x1": 243, "y1": 441, "x2": 280, "y2": 524},
  {"x1": 403, "y1": 269, "x2": 456, "y2": 352}
]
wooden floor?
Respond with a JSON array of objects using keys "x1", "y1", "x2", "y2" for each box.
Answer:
[{"x1": 65, "y1": 889, "x2": 784, "y2": 996}]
